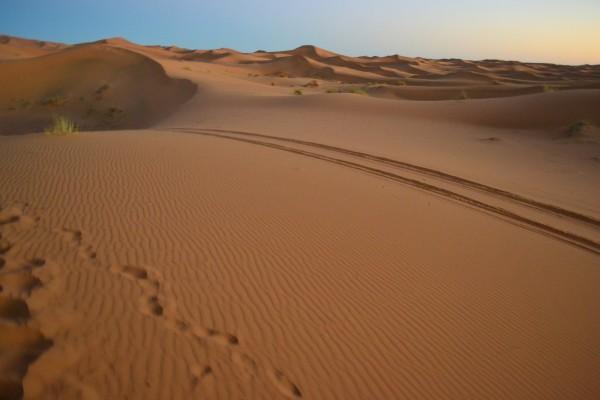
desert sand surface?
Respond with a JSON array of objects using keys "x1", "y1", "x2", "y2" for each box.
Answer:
[{"x1": 0, "y1": 35, "x2": 599, "y2": 400}]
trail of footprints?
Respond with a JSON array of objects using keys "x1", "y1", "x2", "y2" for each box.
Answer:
[
  {"x1": 0, "y1": 204, "x2": 302, "y2": 398},
  {"x1": 0, "y1": 205, "x2": 52, "y2": 400},
  {"x1": 109, "y1": 265, "x2": 302, "y2": 398}
]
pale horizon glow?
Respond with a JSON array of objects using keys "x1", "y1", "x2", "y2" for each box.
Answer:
[{"x1": 2, "y1": 0, "x2": 599, "y2": 65}]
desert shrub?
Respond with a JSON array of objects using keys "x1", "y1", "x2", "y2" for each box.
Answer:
[
  {"x1": 566, "y1": 120, "x2": 590, "y2": 137},
  {"x1": 348, "y1": 88, "x2": 368, "y2": 95},
  {"x1": 294, "y1": 89, "x2": 303, "y2": 95},
  {"x1": 45, "y1": 115, "x2": 78, "y2": 136},
  {"x1": 40, "y1": 95, "x2": 68, "y2": 107},
  {"x1": 303, "y1": 80, "x2": 319, "y2": 88},
  {"x1": 543, "y1": 84, "x2": 556, "y2": 93},
  {"x1": 19, "y1": 99, "x2": 31, "y2": 109},
  {"x1": 106, "y1": 107, "x2": 124, "y2": 117},
  {"x1": 96, "y1": 84, "x2": 110, "y2": 95}
]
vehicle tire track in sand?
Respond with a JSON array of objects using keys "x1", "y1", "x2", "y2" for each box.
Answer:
[
  {"x1": 0, "y1": 205, "x2": 53, "y2": 400},
  {"x1": 191, "y1": 128, "x2": 600, "y2": 228},
  {"x1": 167, "y1": 127, "x2": 600, "y2": 254}
]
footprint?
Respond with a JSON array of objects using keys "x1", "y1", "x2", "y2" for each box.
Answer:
[
  {"x1": 141, "y1": 295, "x2": 164, "y2": 317},
  {"x1": 113, "y1": 265, "x2": 161, "y2": 290},
  {"x1": 192, "y1": 326, "x2": 239, "y2": 346},
  {"x1": 190, "y1": 365, "x2": 213, "y2": 387},
  {"x1": 28, "y1": 258, "x2": 46, "y2": 268},
  {"x1": 60, "y1": 228, "x2": 82, "y2": 246},
  {"x1": 232, "y1": 351, "x2": 257, "y2": 380},
  {"x1": 0, "y1": 207, "x2": 34, "y2": 228},
  {"x1": 117, "y1": 265, "x2": 149, "y2": 280},
  {"x1": 0, "y1": 215, "x2": 20, "y2": 226},
  {"x1": 0, "y1": 324, "x2": 53, "y2": 399},
  {"x1": 165, "y1": 317, "x2": 190, "y2": 334},
  {"x1": 83, "y1": 246, "x2": 97, "y2": 260},
  {"x1": 0, "y1": 238, "x2": 12, "y2": 255},
  {"x1": 59, "y1": 229, "x2": 97, "y2": 260},
  {"x1": 0, "y1": 271, "x2": 42, "y2": 297},
  {"x1": 268, "y1": 368, "x2": 302, "y2": 398},
  {"x1": 0, "y1": 295, "x2": 31, "y2": 322}
]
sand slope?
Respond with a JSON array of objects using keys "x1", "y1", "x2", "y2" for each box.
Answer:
[
  {"x1": 1, "y1": 131, "x2": 599, "y2": 400},
  {"x1": 0, "y1": 43, "x2": 196, "y2": 134}
]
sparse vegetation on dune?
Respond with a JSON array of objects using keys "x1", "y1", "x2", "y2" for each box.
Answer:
[
  {"x1": 39, "y1": 95, "x2": 68, "y2": 107},
  {"x1": 106, "y1": 107, "x2": 124, "y2": 118},
  {"x1": 303, "y1": 80, "x2": 319, "y2": 88},
  {"x1": 325, "y1": 86, "x2": 368, "y2": 95},
  {"x1": 566, "y1": 120, "x2": 590, "y2": 137},
  {"x1": 44, "y1": 115, "x2": 78, "y2": 136},
  {"x1": 95, "y1": 84, "x2": 110, "y2": 95},
  {"x1": 293, "y1": 89, "x2": 303, "y2": 95}
]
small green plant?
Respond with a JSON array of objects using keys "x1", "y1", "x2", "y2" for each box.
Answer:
[
  {"x1": 106, "y1": 106, "x2": 124, "y2": 117},
  {"x1": 348, "y1": 88, "x2": 367, "y2": 95},
  {"x1": 182, "y1": 66, "x2": 192, "y2": 71},
  {"x1": 326, "y1": 88, "x2": 339, "y2": 93},
  {"x1": 293, "y1": 89, "x2": 303, "y2": 95},
  {"x1": 96, "y1": 84, "x2": 110, "y2": 95},
  {"x1": 543, "y1": 84, "x2": 556, "y2": 93},
  {"x1": 45, "y1": 115, "x2": 78, "y2": 136},
  {"x1": 19, "y1": 99, "x2": 31, "y2": 109},
  {"x1": 40, "y1": 95, "x2": 68, "y2": 107},
  {"x1": 566, "y1": 120, "x2": 590, "y2": 137},
  {"x1": 303, "y1": 80, "x2": 319, "y2": 88}
]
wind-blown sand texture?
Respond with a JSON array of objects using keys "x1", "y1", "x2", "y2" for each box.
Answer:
[{"x1": 0, "y1": 35, "x2": 599, "y2": 399}]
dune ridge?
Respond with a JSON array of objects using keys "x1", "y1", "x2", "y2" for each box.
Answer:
[{"x1": 2, "y1": 34, "x2": 599, "y2": 102}]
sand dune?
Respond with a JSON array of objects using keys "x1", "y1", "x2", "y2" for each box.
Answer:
[
  {"x1": 1, "y1": 34, "x2": 599, "y2": 400},
  {"x1": 0, "y1": 42, "x2": 195, "y2": 134},
  {"x1": 0, "y1": 35, "x2": 66, "y2": 61}
]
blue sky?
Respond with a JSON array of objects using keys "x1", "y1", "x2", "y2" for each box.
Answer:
[{"x1": 2, "y1": 0, "x2": 599, "y2": 64}]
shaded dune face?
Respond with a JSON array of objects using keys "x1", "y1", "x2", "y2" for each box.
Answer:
[{"x1": 0, "y1": 44, "x2": 196, "y2": 134}]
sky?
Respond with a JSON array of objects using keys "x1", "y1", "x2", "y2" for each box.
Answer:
[{"x1": 2, "y1": 0, "x2": 599, "y2": 65}]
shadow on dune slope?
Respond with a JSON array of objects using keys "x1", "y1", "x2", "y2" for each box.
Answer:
[{"x1": 0, "y1": 43, "x2": 196, "y2": 134}]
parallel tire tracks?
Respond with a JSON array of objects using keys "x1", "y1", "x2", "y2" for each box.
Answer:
[{"x1": 164, "y1": 127, "x2": 600, "y2": 255}]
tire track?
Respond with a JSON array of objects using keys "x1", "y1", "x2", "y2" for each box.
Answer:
[
  {"x1": 175, "y1": 127, "x2": 600, "y2": 228},
  {"x1": 165, "y1": 127, "x2": 600, "y2": 255}
]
